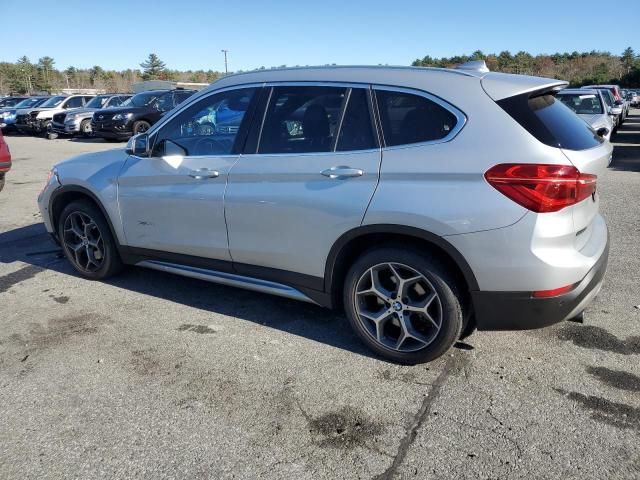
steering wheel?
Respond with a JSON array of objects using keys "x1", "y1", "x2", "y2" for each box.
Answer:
[{"x1": 196, "y1": 122, "x2": 216, "y2": 136}]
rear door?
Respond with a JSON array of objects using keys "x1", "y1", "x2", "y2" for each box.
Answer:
[{"x1": 225, "y1": 84, "x2": 381, "y2": 282}]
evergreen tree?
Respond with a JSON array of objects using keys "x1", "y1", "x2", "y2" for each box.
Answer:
[{"x1": 140, "y1": 53, "x2": 167, "y2": 80}]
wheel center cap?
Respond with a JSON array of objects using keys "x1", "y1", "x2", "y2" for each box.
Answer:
[{"x1": 392, "y1": 301, "x2": 403, "y2": 312}]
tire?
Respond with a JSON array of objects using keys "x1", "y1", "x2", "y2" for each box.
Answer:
[
  {"x1": 80, "y1": 119, "x2": 93, "y2": 137},
  {"x1": 57, "y1": 200, "x2": 123, "y2": 280},
  {"x1": 40, "y1": 120, "x2": 52, "y2": 137},
  {"x1": 104, "y1": 138, "x2": 120, "y2": 142},
  {"x1": 343, "y1": 246, "x2": 464, "y2": 364},
  {"x1": 0, "y1": 174, "x2": 5, "y2": 192},
  {"x1": 132, "y1": 120, "x2": 151, "y2": 135}
]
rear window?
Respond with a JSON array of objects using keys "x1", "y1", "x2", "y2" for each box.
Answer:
[{"x1": 497, "y1": 92, "x2": 603, "y2": 151}]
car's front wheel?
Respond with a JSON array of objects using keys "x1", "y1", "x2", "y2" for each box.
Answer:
[
  {"x1": 343, "y1": 247, "x2": 463, "y2": 364},
  {"x1": 58, "y1": 200, "x2": 123, "y2": 280},
  {"x1": 80, "y1": 119, "x2": 92, "y2": 137},
  {"x1": 132, "y1": 120, "x2": 150, "y2": 136}
]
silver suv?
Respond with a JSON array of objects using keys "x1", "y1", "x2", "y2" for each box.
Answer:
[{"x1": 37, "y1": 65, "x2": 611, "y2": 364}]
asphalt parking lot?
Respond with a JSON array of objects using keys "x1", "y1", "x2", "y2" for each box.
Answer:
[{"x1": 1, "y1": 117, "x2": 639, "y2": 479}]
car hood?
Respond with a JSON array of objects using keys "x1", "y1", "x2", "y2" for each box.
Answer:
[
  {"x1": 578, "y1": 113, "x2": 609, "y2": 128},
  {"x1": 64, "y1": 107, "x2": 98, "y2": 116},
  {"x1": 56, "y1": 148, "x2": 128, "y2": 185},
  {"x1": 96, "y1": 106, "x2": 154, "y2": 116}
]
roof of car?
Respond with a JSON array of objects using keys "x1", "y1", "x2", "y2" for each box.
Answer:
[
  {"x1": 134, "y1": 89, "x2": 195, "y2": 94},
  {"x1": 558, "y1": 88, "x2": 601, "y2": 94},
  {"x1": 200, "y1": 65, "x2": 565, "y2": 102}
]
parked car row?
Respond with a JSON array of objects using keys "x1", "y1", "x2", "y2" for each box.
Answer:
[{"x1": 0, "y1": 88, "x2": 197, "y2": 142}]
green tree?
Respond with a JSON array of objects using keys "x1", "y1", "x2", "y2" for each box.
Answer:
[
  {"x1": 621, "y1": 47, "x2": 635, "y2": 74},
  {"x1": 37, "y1": 56, "x2": 55, "y2": 88},
  {"x1": 140, "y1": 53, "x2": 167, "y2": 80}
]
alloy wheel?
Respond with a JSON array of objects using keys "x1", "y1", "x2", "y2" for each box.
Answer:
[
  {"x1": 62, "y1": 211, "x2": 105, "y2": 273},
  {"x1": 353, "y1": 262, "x2": 443, "y2": 352}
]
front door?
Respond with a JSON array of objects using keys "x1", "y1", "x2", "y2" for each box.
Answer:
[
  {"x1": 118, "y1": 87, "x2": 259, "y2": 260},
  {"x1": 225, "y1": 85, "x2": 381, "y2": 282}
]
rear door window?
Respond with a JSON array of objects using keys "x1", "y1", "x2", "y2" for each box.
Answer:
[
  {"x1": 258, "y1": 86, "x2": 347, "y2": 154},
  {"x1": 498, "y1": 92, "x2": 603, "y2": 151},
  {"x1": 336, "y1": 88, "x2": 377, "y2": 151},
  {"x1": 375, "y1": 89, "x2": 459, "y2": 147}
]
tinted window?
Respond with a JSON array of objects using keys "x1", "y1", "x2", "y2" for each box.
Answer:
[
  {"x1": 153, "y1": 87, "x2": 256, "y2": 157},
  {"x1": 498, "y1": 92, "x2": 602, "y2": 151},
  {"x1": 375, "y1": 90, "x2": 457, "y2": 147},
  {"x1": 557, "y1": 93, "x2": 603, "y2": 114},
  {"x1": 259, "y1": 86, "x2": 347, "y2": 154},
  {"x1": 64, "y1": 97, "x2": 84, "y2": 108},
  {"x1": 156, "y1": 93, "x2": 175, "y2": 112},
  {"x1": 336, "y1": 88, "x2": 376, "y2": 151},
  {"x1": 174, "y1": 91, "x2": 194, "y2": 106}
]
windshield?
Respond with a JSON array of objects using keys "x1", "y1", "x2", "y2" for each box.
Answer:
[
  {"x1": 0, "y1": 97, "x2": 24, "y2": 107},
  {"x1": 39, "y1": 96, "x2": 66, "y2": 108},
  {"x1": 85, "y1": 95, "x2": 111, "y2": 109},
  {"x1": 15, "y1": 97, "x2": 46, "y2": 108},
  {"x1": 123, "y1": 92, "x2": 160, "y2": 108},
  {"x1": 557, "y1": 93, "x2": 604, "y2": 115}
]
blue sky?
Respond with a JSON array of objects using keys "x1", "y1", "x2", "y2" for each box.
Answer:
[{"x1": 1, "y1": 0, "x2": 637, "y2": 72}]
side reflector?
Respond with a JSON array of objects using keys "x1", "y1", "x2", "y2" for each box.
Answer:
[{"x1": 532, "y1": 284, "x2": 575, "y2": 298}]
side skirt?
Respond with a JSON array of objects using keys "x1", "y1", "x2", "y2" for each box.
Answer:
[{"x1": 136, "y1": 259, "x2": 321, "y2": 306}]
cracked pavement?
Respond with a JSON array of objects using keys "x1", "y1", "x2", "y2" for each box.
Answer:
[{"x1": 1, "y1": 116, "x2": 640, "y2": 479}]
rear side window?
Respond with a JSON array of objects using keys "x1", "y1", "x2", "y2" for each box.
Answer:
[
  {"x1": 498, "y1": 92, "x2": 602, "y2": 151},
  {"x1": 259, "y1": 86, "x2": 347, "y2": 154},
  {"x1": 375, "y1": 90, "x2": 458, "y2": 147}
]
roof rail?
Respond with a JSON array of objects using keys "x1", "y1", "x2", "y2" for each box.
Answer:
[{"x1": 456, "y1": 60, "x2": 490, "y2": 73}]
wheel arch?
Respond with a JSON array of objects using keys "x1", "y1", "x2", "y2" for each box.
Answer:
[
  {"x1": 324, "y1": 225, "x2": 479, "y2": 308},
  {"x1": 49, "y1": 185, "x2": 122, "y2": 249}
]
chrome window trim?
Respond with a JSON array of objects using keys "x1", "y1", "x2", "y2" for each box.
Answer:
[
  {"x1": 372, "y1": 84, "x2": 467, "y2": 151},
  {"x1": 148, "y1": 83, "x2": 265, "y2": 157}
]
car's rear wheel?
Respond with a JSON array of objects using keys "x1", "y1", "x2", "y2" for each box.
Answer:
[
  {"x1": 133, "y1": 120, "x2": 150, "y2": 135},
  {"x1": 344, "y1": 247, "x2": 463, "y2": 364},
  {"x1": 0, "y1": 173, "x2": 5, "y2": 192},
  {"x1": 58, "y1": 200, "x2": 123, "y2": 280}
]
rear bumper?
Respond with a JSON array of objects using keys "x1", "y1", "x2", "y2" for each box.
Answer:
[{"x1": 472, "y1": 232, "x2": 609, "y2": 330}]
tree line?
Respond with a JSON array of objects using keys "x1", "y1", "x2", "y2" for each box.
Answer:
[
  {"x1": 2, "y1": 48, "x2": 640, "y2": 95},
  {"x1": 0, "y1": 53, "x2": 223, "y2": 95},
  {"x1": 412, "y1": 48, "x2": 640, "y2": 87}
]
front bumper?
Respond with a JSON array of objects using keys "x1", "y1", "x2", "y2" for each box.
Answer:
[
  {"x1": 91, "y1": 119, "x2": 134, "y2": 139},
  {"x1": 51, "y1": 120, "x2": 80, "y2": 135},
  {"x1": 472, "y1": 233, "x2": 609, "y2": 330}
]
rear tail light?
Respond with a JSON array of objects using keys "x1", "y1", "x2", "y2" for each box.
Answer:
[{"x1": 484, "y1": 163, "x2": 596, "y2": 213}]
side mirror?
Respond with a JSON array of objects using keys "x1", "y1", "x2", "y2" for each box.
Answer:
[
  {"x1": 596, "y1": 127, "x2": 609, "y2": 138},
  {"x1": 125, "y1": 133, "x2": 149, "y2": 156},
  {"x1": 615, "y1": 100, "x2": 624, "y2": 106}
]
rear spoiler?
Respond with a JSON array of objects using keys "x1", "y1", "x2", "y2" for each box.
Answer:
[{"x1": 481, "y1": 72, "x2": 568, "y2": 101}]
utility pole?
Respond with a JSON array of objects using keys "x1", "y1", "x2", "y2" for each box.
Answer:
[{"x1": 221, "y1": 49, "x2": 229, "y2": 74}]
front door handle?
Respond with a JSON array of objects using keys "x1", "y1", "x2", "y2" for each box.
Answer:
[
  {"x1": 188, "y1": 168, "x2": 220, "y2": 179},
  {"x1": 320, "y1": 166, "x2": 364, "y2": 179}
]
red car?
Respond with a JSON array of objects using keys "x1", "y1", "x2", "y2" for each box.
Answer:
[{"x1": 0, "y1": 129, "x2": 11, "y2": 192}]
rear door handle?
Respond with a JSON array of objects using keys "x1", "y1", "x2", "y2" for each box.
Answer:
[
  {"x1": 188, "y1": 168, "x2": 220, "y2": 179},
  {"x1": 321, "y1": 166, "x2": 364, "y2": 179}
]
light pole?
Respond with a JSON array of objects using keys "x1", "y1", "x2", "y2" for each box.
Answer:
[{"x1": 221, "y1": 49, "x2": 229, "y2": 74}]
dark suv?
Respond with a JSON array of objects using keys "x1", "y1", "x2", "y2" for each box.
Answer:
[{"x1": 91, "y1": 89, "x2": 196, "y2": 141}]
